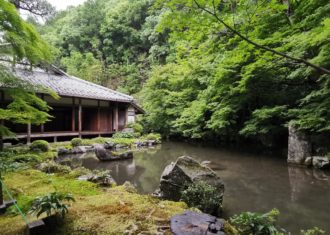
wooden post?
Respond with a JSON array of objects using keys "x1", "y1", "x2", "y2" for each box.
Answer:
[
  {"x1": 78, "y1": 99, "x2": 82, "y2": 138},
  {"x1": 114, "y1": 103, "x2": 118, "y2": 132},
  {"x1": 125, "y1": 105, "x2": 129, "y2": 126},
  {"x1": 27, "y1": 123, "x2": 31, "y2": 144},
  {"x1": 97, "y1": 100, "x2": 100, "y2": 133},
  {"x1": 54, "y1": 136, "x2": 57, "y2": 143},
  {"x1": 72, "y1": 98, "x2": 75, "y2": 132}
]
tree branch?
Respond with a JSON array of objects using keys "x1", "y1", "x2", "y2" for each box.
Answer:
[{"x1": 192, "y1": 0, "x2": 330, "y2": 75}]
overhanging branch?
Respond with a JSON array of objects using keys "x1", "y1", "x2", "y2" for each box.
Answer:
[{"x1": 193, "y1": 0, "x2": 330, "y2": 75}]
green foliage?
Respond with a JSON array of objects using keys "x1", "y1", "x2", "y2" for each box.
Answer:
[
  {"x1": 29, "y1": 192, "x2": 75, "y2": 218},
  {"x1": 0, "y1": 0, "x2": 54, "y2": 139},
  {"x1": 38, "y1": 161, "x2": 71, "y2": 174},
  {"x1": 143, "y1": 133, "x2": 161, "y2": 142},
  {"x1": 181, "y1": 181, "x2": 222, "y2": 215},
  {"x1": 112, "y1": 132, "x2": 136, "y2": 139},
  {"x1": 126, "y1": 122, "x2": 144, "y2": 134},
  {"x1": 230, "y1": 209, "x2": 282, "y2": 235},
  {"x1": 40, "y1": 0, "x2": 168, "y2": 94},
  {"x1": 30, "y1": 140, "x2": 50, "y2": 152},
  {"x1": 71, "y1": 138, "x2": 83, "y2": 147},
  {"x1": 140, "y1": 0, "x2": 330, "y2": 144},
  {"x1": 39, "y1": 0, "x2": 330, "y2": 146},
  {"x1": 301, "y1": 227, "x2": 325, "y2": 235}
]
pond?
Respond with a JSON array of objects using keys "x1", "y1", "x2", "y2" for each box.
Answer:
[{"x1": 60, "y1": 141, "x2": 330, "y2": 234}]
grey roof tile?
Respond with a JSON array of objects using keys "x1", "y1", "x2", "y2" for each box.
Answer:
[{"x1": 12, "y1": 67, "x2": 134, "y2": 103}]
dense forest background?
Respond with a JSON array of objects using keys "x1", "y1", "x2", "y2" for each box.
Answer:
[{"x1": 37, "y1": 0, "x2": 330, "y2": 147}]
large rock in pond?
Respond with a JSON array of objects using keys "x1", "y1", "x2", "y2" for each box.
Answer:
[
  {"x1": 288, "y1": 124, "x2": 311, "y2": 165},
  {"x1": 94, "y1": 145, "x2": 133, "y2": 161},
  {"x1": 171, "y1": 210, "x2": 227, "y2": 235},
  {"x1": 155, "y1": 156, "x2": 224, "y2": 202}
]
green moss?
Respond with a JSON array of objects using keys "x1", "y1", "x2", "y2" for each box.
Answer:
[
  {"x1": 2, "y1": 170, "x2": 100, "y2": 214},
  {"x1": 0, "y1": 171, "x2": 187, "y2": 235},
  {"x1": 223, "y1": 221, "x2": 239, "y2": 235}
]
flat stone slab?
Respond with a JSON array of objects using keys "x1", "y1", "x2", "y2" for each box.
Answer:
[
  {"x1": 0, "y1": 199, "x2": 17, "y2": 214},
  {"x1": 26, "y1": 220, "x2": 46, "y2": 235},
  {"x1": 171, "y1": 211, "x2": 226, "y2": 235}
]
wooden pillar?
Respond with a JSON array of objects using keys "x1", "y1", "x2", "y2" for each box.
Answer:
[
  {"x1": 114, "y1": 103, "x2": 118, "y2": 132},
  {"x1": 27, "y1": 123, "x2": 31, "y2": 144},
  {"x1": 125, "y1": 105, "x2": 129, "y2": 126},
  {"x1": 78, "y1": 98, "x2": 82, "y2": 138},
  {"x1": 72, "y1": 98, "x2": 75, "y2": 132},
  {"x1": 97, "y1": 100, "x2": 100, "y2": 133}
]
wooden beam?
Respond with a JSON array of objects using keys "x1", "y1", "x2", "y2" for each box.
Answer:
[
  {"x1": 114, "y1": 103, "x2": 119, "y2": 132},
  {"x1": 27, "y1": 123, "x2": 31, "y2": 144},
  {"x1": 72, "y1": 97, "x2": 75, "y2": 132},
  {"x1": 78, "y1": 98, "x2": 82, "y2": 138}
]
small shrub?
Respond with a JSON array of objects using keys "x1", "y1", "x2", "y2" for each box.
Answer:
[
  {"x1": 143, "y1": 133, "x2": 161, "y2": 142},
  {"x1": 230, "y1": 209, "x2": 281, "y2": 235},
  {"x1": 39, "y1": 161, "x2": 71, "y2": 174},
  {"x1": 181, "y1": 181, "x2": 223, "y2": 215},
  {"x1": 301, "y1": 227, "x2": 325, "y2": 235},
  {"x1": 71, "y1": 138, "x2": 83, "y2": 147},
  {"x1": 29, "y1": 192, "x2": 75, "y2": 218},
  {"x1": 111, "y1": 137, "x2": 135, "y2": 146},
  {"x1": 112, "y1": 132, "x2": 136, "y2": 139},
  {"x1": 126, "y1": 122, "x2": 144, "y2": 134},
  {"x1": 30, "y1": 140, "x2": 50, "y2": 152}
]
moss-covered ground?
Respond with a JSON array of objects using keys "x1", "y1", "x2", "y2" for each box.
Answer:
[
  {"x1": 0, "y1": 169, "x2": 187, "y2": 235},
  {"x1": 0, "y1": 137, "x2": 188, "y2": 235}
]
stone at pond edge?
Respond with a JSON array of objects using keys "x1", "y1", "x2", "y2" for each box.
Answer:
[
  {"x1": 57, "y1": 147, "x2": 70, "y2": 155},
  {"x1": 288, "y1": 124, "x2": 311, "y2": 165},
  {"x1": 78, "y1": 172, "x2": 116, "y2": 187},
  {"x1": 304, "y1": 157, "x2": 313, "y2": 167},
  {"x1": 154, "y1": 156, "x2": 224, "y2": 206},
  {"x1": 171, "y1": 210, "x2": 227, "y2": 235},
  {"x1": 312, "y1": 156, "x2": 330, "y2": 169},
  {"x1": 123, "y1": 181, "x2": 137, "y2": 193},
  {"x1": 104, "y1": 141, "x2": 115, "y2": 149},
  {"x1": 94, "y1": 145, "x2": 133, "y2": 161}
]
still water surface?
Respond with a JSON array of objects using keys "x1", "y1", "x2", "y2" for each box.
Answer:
[{"x1": 61, "y1": 141, "x2": 330, "y2": 234}]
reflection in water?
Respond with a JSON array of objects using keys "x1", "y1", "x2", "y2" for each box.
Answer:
[{"x1": 60, "y1": 141, "x2": 330, "y2": 234}]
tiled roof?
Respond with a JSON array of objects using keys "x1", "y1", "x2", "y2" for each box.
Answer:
[{"x1": 12, "y1": 66, "x2": 134, "y2": 103}]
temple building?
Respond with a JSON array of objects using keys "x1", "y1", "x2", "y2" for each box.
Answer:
[{"x1": 0, "y1": 65, "x2": 143, "y2": 143}]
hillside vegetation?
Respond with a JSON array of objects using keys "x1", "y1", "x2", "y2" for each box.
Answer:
[{"x1": 40, "y1": 0, "x2": 330, "y2": 146}]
